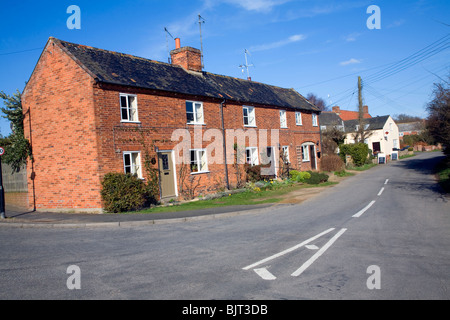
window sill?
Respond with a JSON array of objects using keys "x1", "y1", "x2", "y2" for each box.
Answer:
[
  {"x1": 121, "y1": 120, "x2": 141, "y2": 124},
  {"x1": 187, "y1": 123, "x2": 206, "y2": 126},
  {"x1": 280, "y1": 126, "x2": 289, "y2": 129},
  {"x1": 302, "y1": 160, "x2": 310, "y2": 163},
  {"x1": 244, "y1": 125, "x2": 257, "y2": 128},
  {"x1": 190, "y1": 171, "x2": 210, "y2": 175}
]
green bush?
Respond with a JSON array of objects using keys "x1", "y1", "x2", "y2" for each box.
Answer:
[
  {"x1": 305, "y1": 171, "x2": 329, "y2": 185},
  {"x1": 101, "y1": 173, "x2": 148, "y2": 213},
  {"x1": 339, "y1": 143, "x2": 369, "y2": 167},
  {"x1": 289, "y1": 170, "x2": 311, "y2": 182}
]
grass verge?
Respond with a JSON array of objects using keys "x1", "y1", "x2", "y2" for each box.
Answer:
[{"x1": 130, "y1": 181, "x2": 338, "y2": 215}]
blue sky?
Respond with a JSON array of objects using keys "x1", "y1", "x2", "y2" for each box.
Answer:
[{"x1": 0, "y1": 0, "x2": 449, "y2": 137}]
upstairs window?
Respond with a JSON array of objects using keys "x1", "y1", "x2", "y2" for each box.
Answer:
[
  {"x1": 280, "y1": 110, "x2": 287, "y2": 128},
  {"x1": 312, "y1": 114, "x2": 318, "y2": 127},
  {"x1": 120, "y1": 94, "x2": 138, "y2": 122},
  {"x1": 243, "y1": 106, "x2": 256, "y2": 127},
  {"x1": 295, "y1": 112, "x2": 303, "y2": 126},
  {"x1": 186, "y1": 101, "x2": 204, "y2": 124}
]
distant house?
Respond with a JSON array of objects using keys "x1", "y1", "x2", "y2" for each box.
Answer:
[
  {"x1": 398, "y1": 121, "x2": 424, "y2": 141},
  {"x1": 319, "y1": 112, "x2": 345, "y2": 132},
  {"x1": 22, "y1": 37, "x2": 322, "y2": 213},
  {"x1": 331, "y1": 106, "x2": 372, "y2": 121},
  {"x1": 344, "y1": 116, "x2": 400, "y2": 157}
]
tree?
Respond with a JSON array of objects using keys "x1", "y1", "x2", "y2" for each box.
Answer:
[
  {"x1": 426, "y1": 77, "x2": 450, "y2": 155},
  {"x1": 306, "y1": 93, "x2": 328, "y2": 111},
  {"x1": 393, "y1": 114, "x2": 423, "y2": 123},
  {"x1": 0, "y1": 90, "x2": 32, "y2": 172}
]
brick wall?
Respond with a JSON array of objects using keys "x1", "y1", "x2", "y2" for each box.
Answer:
[{"x1": 22, "y1": 39, "x2": 103, "y2": 213}]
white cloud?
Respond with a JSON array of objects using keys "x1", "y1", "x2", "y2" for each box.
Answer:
[
  {"x1": 344, "y1": 32, "x2": 361, "y2": 42},
  {"x1": 340, "y1": 58, "x2": 361, "y2": 66},
  {"x1": 249, "y1": 34, "x2": 306, "y2": 52}
]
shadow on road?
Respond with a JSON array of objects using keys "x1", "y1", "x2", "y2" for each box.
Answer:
[{"x1": 391, "y1": 152, "x2": 448, "y2": 198}]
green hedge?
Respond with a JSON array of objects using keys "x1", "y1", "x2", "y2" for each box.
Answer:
[
  {"x1": 101, "y1": 173, "x2": 148, "y2": 213},
  {"x1": 339, "y1": 143, "x2": 369, "y2": 167}
]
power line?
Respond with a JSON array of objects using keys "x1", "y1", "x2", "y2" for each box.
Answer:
[{"x1": 0, "y1": 47, "x2": 43, "y2": 56}]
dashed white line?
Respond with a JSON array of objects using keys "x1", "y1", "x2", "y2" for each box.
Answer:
[
  {"x1": 254, "y1": 268, "x2": 277, "y2": 280},
  {"x1": 385, "y1": 179, "x2": 389, "y2": 185},
  {"x1": 242, "y1": 228, "x2": 335, "y2": 271},
  {"x1": 352, "y1": 201, "x2": 376, "y2": 218},
  {"x1": 378, "y1": 187, "x2": 385, "y2": 196},
  {"x1": 291, "y1": 228, "x2": 347, "y2": 277}
]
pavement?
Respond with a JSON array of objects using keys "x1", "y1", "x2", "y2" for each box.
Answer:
[{"x1": 0, "y1": 203, "x2": 285, "y2": 228}]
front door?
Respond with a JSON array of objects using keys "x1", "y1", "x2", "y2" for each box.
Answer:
[
  {"x1": 158, "y1": 151, "x2": 177, "y2": 199},
  {"x1": 310, "y1": 145, "x2": 316, "y2": 170}
]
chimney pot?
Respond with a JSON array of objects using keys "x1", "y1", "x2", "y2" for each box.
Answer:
[{"x1": 175, "y1": 38, "x2": 181, "y2": 49}]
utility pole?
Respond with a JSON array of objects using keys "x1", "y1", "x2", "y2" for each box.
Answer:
[
  {"x1": 357, "y1": 76, "x2": 364, "y2": 143},
  {"x1": 0, "y1": 147, "x2": 5, "y2": 219}
]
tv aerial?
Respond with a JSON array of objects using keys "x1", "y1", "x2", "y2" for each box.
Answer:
[{"x1": 239, "y1": 49, "x2": 254, "y2": 81}]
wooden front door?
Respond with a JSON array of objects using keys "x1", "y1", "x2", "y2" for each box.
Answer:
[{"x1": 158, "y1": 151, "x2": 176, "y2": 199}]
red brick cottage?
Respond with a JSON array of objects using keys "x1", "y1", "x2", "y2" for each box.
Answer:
[{"x1": 22, "y1": 37, "x2": 322, "y2": 213}]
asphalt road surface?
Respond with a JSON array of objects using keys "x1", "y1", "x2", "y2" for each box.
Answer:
[{"x1": 0, "y1": 152, "x2": 449, "y2": 300}]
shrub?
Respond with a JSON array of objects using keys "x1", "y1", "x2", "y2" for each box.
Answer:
[
  {"x1": 339, "y1": 143, "x2": 369, "y2": 167},
  {"x1": 305, "y1": 171, "x2": 329, "y2": 185},
  {"x1": 245, "y1": 164, "x2": 274, "y2": 182},
  {"x1": 289, "y1": 170, "x2": 311, "y2": 182},
  {"x1": 321, "y1": 154, "x2": 345, "y2": 172},
  {"x1": 101, "y1": 173, "x2": 147, "y2": 213}
]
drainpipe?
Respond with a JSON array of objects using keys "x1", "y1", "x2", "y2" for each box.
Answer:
[{"x1": 220, "y1": 99, "x2": 230, "y2": 190}]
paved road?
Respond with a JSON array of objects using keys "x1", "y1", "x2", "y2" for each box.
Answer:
[{"x1": 0, "y1": 152, "x2": 449, "y2": 300}]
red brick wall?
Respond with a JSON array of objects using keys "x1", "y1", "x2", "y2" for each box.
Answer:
[{"x1": 22, "y1": 39, "x2": 103, "y2": 212}]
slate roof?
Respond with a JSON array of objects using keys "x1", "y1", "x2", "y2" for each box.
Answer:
[
  {"x1": 53, "y1": 38, "x2": 319, "y2": 112},
  {"x1": 318, "y1": 112, "x2": 344, "y2": 126},
  {"x1": 344, "y1": 115, "x2": 391, "y2": 132}
]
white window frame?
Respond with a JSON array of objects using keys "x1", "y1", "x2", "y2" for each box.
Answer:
[
  {"x1": 190, "y1": 149, "x2": 208, "y2": 174},
  {"x1": 280, "y1": 110, "x2": 287, "y2": 128},
  {"x1": 120, "y1": 93, "x2": 139, "y2": 123},
  {"x1": 282, "y1": 146, "x2": 290, "y2": 164},
  {"x1": 295, "y1": 112, "x2": 303, "y2": 126},
  {"x1": 312, "y1": 114, "x2": 318, "y2": 127},
  {"x1": 246, "y1": 147, "x2": 259, "y2": 166},
  {"x1": 186, "y1": 101, "x2": 204, "y2": 125},
  {"x1": 302, "y1": 144, "x2": 311, "y2": 162},
  {"x1": 243, "y1": 106, "x2": 256, "y2": 127},
  {"x1": 123, "y1": 151, "x2": 142, "y2": 179}
]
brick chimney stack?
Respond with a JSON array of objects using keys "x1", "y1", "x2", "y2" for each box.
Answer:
[
  {"x1": 332, "y1": 106, "x2": 341, "y2": 115},
  {"x1": 363, "y1": 105, "x2": 369, "y2": 115},
  {"x1": 170, "y1": 38, "x2": 202, "y2": 73}
]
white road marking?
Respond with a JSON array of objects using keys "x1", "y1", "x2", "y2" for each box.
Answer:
[
  {"x1": 377, "y1": 187, "x2": 385, "y2": 196},
  {"x1": 242, "y1": 228, "x2": 335, "y2": 271},
  {"x1": 253, "y1": 268, "x2": 277, "y2": 280},
  {"x1": 384, "y1": 179, "x2": 389, "y2": 185},
  {"x1": 352, "y1": 201, "x2": 376, "y2": 218},
  {"x1": 291, "y1": 228, "x2": 347, "y2": 277},
  {"x1": 305, "y1": 245, "x2": 319, "y2": 250}
]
